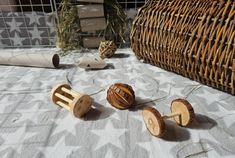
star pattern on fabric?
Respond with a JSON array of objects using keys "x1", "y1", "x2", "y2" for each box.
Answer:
[
  {"x1": 0, "y1": 48, "x2": 234, "y2": 157},
  {"x1": 29, "y1": 25, "x2": 45, "y2": 41},
  {"x1": 104, "y1": 149, "x2": 115, "y2": 158},
  {"x1": 133, "y1": 79, "x2": 151, "y2": 91},
  {"x1": 166, "y1": 84, "x2": 187, "y2": 97},
  {"x1": 7, "y1": 12, "x2": 18, "y2": 17},
  {"x1": 0, "y1": 126, "x2": 26, "y2": 145},
  {"x1": 131, "y1": 114, "x2": 146, "y2": 133},
  {"x1": 1, "y1": 152, "x2": 9, "y2": 158},
  {"x1": 26, "y1": 12, "x2": 41, "y2": 26},
  {"x1": 6, "y1": 18, "x2": 23, "y2": 33},
  {"x1": 0, "y1": 147, "x2": 14, "y2": 158},
  {"x1": 147, "y1": 65, "x2": 168, "y2": 73},
  {"x1": 11, "y1": 33, "x2": 23, "y2": 46},
  {"x1": 195, "y1": 89, "x2": 224, "y2": 105},
  {"x1": 96, "y1": 73, "x2": 122, "y2": 87},
  {"x1": 0, "y1": 97, "x2": 12, "y2": 113},
  {"x1": 156, "y1": 72, "x2": 175, "y2": 85},
  {"x1": 48, "y1": 27, "x2": 56, "y2": 36},
  {"x1": 0, "y1": 29, "x2": 4, "y2": 37},
  {"x1": 16, "y1": 102, "x2": 42, "y2": 125},
  {"x1": 207, "y1": 150, "x2": 235, "y2": 158},
  {"x1": 137, "y1": 141, "x2": 156, "y2": 158},
  {"x1": 52, "y1": 111, "x2": 81, "y2": 136},
  {"x1": 45, "y1": 12, "x2": 56, "y2": 27},
  {"x1": 0, "y1": 39, "x2": 7, "y2": 47},
  {"x1": 110, "y1": 112, "x2": 121, "y2": 121},
  {"x1": 38, "y1": 137, "x2": 79, "y2": 158},
  {"x1": 125, "y1": 68, "x2": 141, "y2": 81},
  {"x1": 208, "y1": 105, "x2": 235, "y2": 127},
  {"x1": 208, "y1": 105, "x2": 235, "y2": 118},
  {"x1": 49, "y1": 37, "x2": 56, "y2": 45},
  {"x1": 91, "y1": 120, "x2": 127, "y2": 150},
  {"x1": 0, "y1": 125, "x2": 35, "y2": 145},
  {"x1": 90, "y1": 90, "x2": 106, "y2": 103}
]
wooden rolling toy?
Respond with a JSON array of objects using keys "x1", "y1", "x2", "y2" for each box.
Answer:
[
  {"x1": 51, "y1": 84, "x2": 92, "y2": 118},
  {"x1": 107, "y1": 83, "x2": 135, "y2": 110},
  {"x1": 99, "y1": 41, "x2": 117, "y2": 59},
  {"x1": 143, "y1": 99, "x2": 195, "y2": 137}
]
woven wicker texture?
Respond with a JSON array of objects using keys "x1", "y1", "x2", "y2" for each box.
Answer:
[{"x1": 130, "y1": 0, "x2": 235, "y2": 95}]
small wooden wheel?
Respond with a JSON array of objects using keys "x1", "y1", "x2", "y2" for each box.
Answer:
[
  {"x1": 71, "y1": 95, "x2": 92, "y2": 118},
  {"x1": 170, "y1": 99, "x2": 195, "y2": 126},
  {"x1": 143, "y1": 107, "x2": 165, "y2": 137}
]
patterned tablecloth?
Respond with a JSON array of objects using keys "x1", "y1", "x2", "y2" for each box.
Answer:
[
  {"x1": 0, "y1": 48, "x2": 235, "y2": 158},
  {"x1": 0, "y1": 12, "x2": 56, "y2": 48}
]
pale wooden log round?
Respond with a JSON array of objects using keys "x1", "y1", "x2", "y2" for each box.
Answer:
[
  {"x1": 71, "y1": 95, "x2": 92, "y2": 118},
  {"x1": 170, "y1": 99, "x2": 195, "y2": 126},
  {"x1": 143, "y1": 107, "x2": 165, "y2": 137},
  {"x1": 50, "y1": 83, "x2": 92, "y2": 118}
]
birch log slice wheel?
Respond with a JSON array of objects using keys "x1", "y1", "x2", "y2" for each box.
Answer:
[
  {"x1": 143, "y1": 107, "x2": 165, "y2": 137},
  {"x1": 171, "y1": 99, "x2": 195, "y2": 126},
  {"x1": 50, "y1": 83, "x2": 92, "y2": 118}
]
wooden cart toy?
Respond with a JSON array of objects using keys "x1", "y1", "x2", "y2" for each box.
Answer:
[
  {"x1": 143, "y1": 99, "x2": 195, "y2": 137},
  {"x1": 51, "y1": 83, "x2": 92, "y2": 118}
]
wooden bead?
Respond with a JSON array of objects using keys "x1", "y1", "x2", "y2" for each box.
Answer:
[
  {"x1": 143, "y1": 107, "x2": 166, "y2": 137},
  {"x1": 99, "y1": 41, "x2": 117, "y2": 59},
  {"x1": 50, "y1": 83, "x2": 92, "y2": 118},
  {"x1": 107, "y1": 83, "x2": 135, "y2": 110},
  {"x1": 170, "y1": 99, "x2": 195, "y2": 126}
]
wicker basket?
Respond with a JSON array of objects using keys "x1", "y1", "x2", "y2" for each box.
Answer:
[{"x1": 131, "y1": 0, "x2": 235, "y2": 95}]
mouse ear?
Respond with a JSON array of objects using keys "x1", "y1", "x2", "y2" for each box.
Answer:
[{"x1": 78, "y1": 55, "x2": 107, "y2": 69}]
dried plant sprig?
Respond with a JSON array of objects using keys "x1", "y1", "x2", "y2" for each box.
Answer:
[
  {"x1": 56, "y1": 0, "x2": 81, "y2": 52},
  {"x1": 103, "y1": 0, "x2": 127, "y2": 43}
]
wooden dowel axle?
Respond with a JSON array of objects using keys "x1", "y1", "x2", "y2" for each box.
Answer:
[
  {"x1": 55, "y1": 93, "x2": 72, "y2": 104},
  {"x1": 61, "y1": 87, "x2": 83, "y2": 98},
  {"x1": 56, "y1": 101, "x2": 71, "y2": 111},
  {"x1": 162, "y1": 112, "x2": 181, "y2": 120},
  {"x1": 70, "y1": 89, "x2": 83, "y2": 98}
]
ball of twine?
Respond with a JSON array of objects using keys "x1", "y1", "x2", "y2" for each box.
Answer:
[{"x1": 99, "y1": 41, "x2": 117, "y2": 59}]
